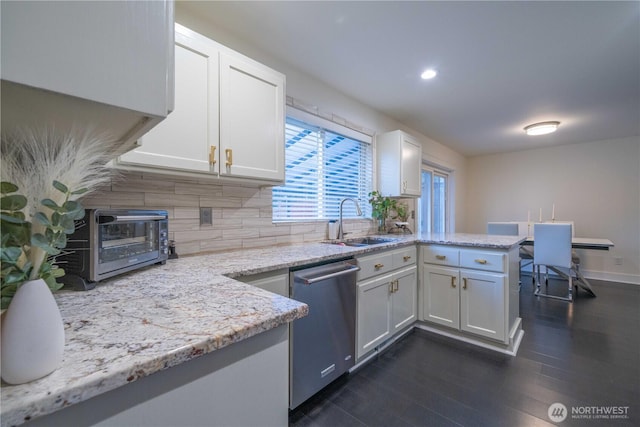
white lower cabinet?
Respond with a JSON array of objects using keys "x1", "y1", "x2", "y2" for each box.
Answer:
[
  {"x1": 421, "y1": 245, "x2": 519, "y2": 345},
  {"x1": 423, "y1": 265, "x2": 506, "y2": 342},
  {"x1": 459, "y1": 270, "x2": 506, "y2": 341},
  {"x1": 28, "y1": 325, "x2": 289, "y2": 427},
  {"x1": 391, "y1": 266, "x2": 418, "y2": 332},
  {"x1": 236, "y1": 269, "x2": 288, "y2": 297},
  {"x1": 422, "y1": 265, "x2": 460, "y2": 329},
  {"x1": 357, "y1": 273, "x2": 393, "y2": 357},
  {"x1": 356, "y1": 246, "x2": 417, "y2": 360}
]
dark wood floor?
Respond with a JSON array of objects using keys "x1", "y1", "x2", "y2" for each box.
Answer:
[{"x1": 289, "y1": 277, "x2": 639, "y2": 426}]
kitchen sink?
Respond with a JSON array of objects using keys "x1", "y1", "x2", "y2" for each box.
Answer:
[{"x1": 326, "y1": 237, "x2": 395, "y2": 247}]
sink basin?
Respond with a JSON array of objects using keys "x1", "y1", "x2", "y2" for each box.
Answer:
[{"x1": 326, "y1": 237, "x2": 395, "y2": 247}]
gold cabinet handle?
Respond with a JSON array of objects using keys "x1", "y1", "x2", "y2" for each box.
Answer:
[
  {"x1": 451, "y1": 276, "x2": 456, "y2": 288},
  {"x1": 475, "y1": 259, "x2": 487, "y2": 265},
  {"x1": 374, "y1": 263, "x2": 384, "y2": 270},
  {"x1": 436, "y1": 255, "x2": 446, "y2": 260},
  {"x1": 403, "y1": 255, "x2": 411, "y2": 262},
  {"x1": 463, "y1": 278, "x2": 468, "y2": 290},
  {"x1": 209, "y1": 146, "x2": 217, "y2": 165},
  {"x1": 389, "y1": 282, "x2": 394, "y2": 293},
  {"x1": 225, "y1": 148, "x2": 233, "y2": 167}
]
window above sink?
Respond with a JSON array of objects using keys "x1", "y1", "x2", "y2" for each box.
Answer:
[{"x1": 272, "y1": 115, "x2": 373, "y2": 222}]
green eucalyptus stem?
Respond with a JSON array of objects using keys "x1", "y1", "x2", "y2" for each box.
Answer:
[
  {"x1": 27, "y1": 188, "x2": 69, "y2": 281},
  {"x1": 1, "y1": 180, "x2": 86, "y2": 309}
]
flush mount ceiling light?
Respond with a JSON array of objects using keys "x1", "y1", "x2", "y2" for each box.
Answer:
[
  {"x1": 524, "y1": 121, "x2": 560, "y2": 136},
  {"x1": 420, "y1": 69, "x2": 437, "y2": 80}
]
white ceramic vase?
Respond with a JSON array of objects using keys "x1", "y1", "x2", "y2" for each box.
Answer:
[{"x1": 1, "y1": 278, "x2": 65, "y2": 384}]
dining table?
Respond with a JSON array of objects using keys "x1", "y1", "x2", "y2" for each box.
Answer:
[{"x1": 521, "y1": 236, "x2": 614, "y2": 297}]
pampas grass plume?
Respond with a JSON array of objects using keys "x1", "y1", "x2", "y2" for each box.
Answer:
[{"x1": 1, "y1": 126, "x2": 120, "y2": 279}]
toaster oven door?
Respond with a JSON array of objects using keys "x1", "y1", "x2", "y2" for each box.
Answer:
[{"x1": 96, "y1": 214, "x2": 166, "y2": 278}]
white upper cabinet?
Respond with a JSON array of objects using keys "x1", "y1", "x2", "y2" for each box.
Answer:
[
  {"x1": 119, "y1": 25, "x2": 218, "y2": 173},
  {"x1": 1, "y1": 0, "x2": 174, "y2": 152},
  {"x1": 376, "y1": 130, "x2": 422, "y2": 197},
  {"x1": 219, "y1": 52, "x2": 285, "y2": 181},
  {"x1": 117, "y1": 24, "x2": 285, "y2": 184}
]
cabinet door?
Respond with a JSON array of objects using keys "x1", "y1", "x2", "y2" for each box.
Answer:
[
  {"x1": 391, "y1": 266, "x2": 417, "y2": 334},
  {"x1": 422, "y1": 265, "x2": 459, "y2": 329},
  {"x1": 219, "y1": 52, "x2": 285, "y2": 182},
  {"x1": 1, "y1": 1, "x2": 173, "y2": 151},
  {"x1": 401, "y1": 136, "x2": 422, "y2": 196},
  {"x1": 1, "y1": 1, "x2": 172, "y2": 118},
  {"x1": 357, "y1": 274, "x2": 392, "y2": 359},
  {"x1": 460, "y1": 270, "x2": 506, "y2": 342},
  {"x1": 119, "y1": 25, "x2": 219, "y2": 173},
  {"x1": 237, "y1": 269, "x2": 288, "y2": 297}
]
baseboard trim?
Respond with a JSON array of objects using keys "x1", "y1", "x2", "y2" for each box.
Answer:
[
  {"x1": 350, "y1": 320, "x2": 524, "y2": 376},
  {"x1": 351, "y1": 327, "x2": 414, "y2": 372},
  {"x1": 521, "y1": 270, "x2": 640, "y2": 286},
  {"x1": 581, "y1": 270, "x2": 640, "y2": 285},
  {"x1": 414, "y1": 321, "x2": 523, "y2": 356}
]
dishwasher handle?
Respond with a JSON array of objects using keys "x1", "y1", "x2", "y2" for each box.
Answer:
[{"x1": 301, "y1": 265, "x2": 360, "y2": 285}]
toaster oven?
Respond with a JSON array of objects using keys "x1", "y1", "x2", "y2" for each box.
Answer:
[{"x1": 58, "y1": 209, "x2": 169, "y2": 290}]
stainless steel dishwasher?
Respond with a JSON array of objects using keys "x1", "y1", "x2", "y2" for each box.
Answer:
[{"x1": 290, "y1": 258, "x2": 360, "y2": 409}]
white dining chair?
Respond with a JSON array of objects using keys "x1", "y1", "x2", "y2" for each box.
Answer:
[
  {"x1": 487, "y1": 222, "x2": 533, "y2": 286},
  {"x1": 533, "y1": 223, "x2": 578, "y2": 301},
  {"x1": 486, "y1": 222, "x2": 519, "y2": 235},
  {"x1": 545, "y1": 220, "x2": 582, "y2": 273}
]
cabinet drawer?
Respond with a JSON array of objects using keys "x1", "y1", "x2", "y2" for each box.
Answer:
[
  {"x1": 422, "y1": 246, "x2": 459, "y2": 267},
  {"x1": 357, "y1": 251, "x2": 395, "y2": 281},
  {"x1": 460, "y1": 250, "x2": 506, "y2": 273},
  {"x1": 393, "y1": 246, "x2": 417, "y2": 269}
]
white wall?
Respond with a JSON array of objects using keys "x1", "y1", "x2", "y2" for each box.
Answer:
[
  {"x1": 465, "y1": 136, "x2": 640, "y2": 284},
  {"x1": 174, "y1": 5, "x2": 468, "y2": 233},
  {"x1": 174, "y1": 5, "x2": 638, "y2": 284}
]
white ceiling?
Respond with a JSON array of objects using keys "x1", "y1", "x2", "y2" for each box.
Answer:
[{"x1": 179, "y1": 1, "x2": 640, "y2": 157}]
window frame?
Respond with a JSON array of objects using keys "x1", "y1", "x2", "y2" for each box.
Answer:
[
  {"x1": 419, "y1": 165, "x2": 450, "y2": 233},
  {"x1": 272, "y1": 108, "x2": 373, "y2": 223}
]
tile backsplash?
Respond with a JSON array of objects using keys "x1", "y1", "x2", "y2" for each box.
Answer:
[{"x1": 81, "y1": 172, "x2": 411, "y2": 256}]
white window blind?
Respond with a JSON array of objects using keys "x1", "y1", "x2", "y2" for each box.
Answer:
[{"x1": 273, "y1": 117, "x2": 373, "y2": 221}]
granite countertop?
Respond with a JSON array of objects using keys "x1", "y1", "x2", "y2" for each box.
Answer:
[
  {"x1": 416, "y1": 232, "x2": 525, "y2": 249},
  {"x1": 0, "y1": 232, "x2": 523, "y2": 426}
]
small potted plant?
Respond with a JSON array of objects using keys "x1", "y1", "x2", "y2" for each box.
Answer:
[
  {"x1": 1, "y1": 180, "x2": 87, "y2": 308},
  {"x1": 391, "y1": 201, "x2": 412, "y2": 233},
  {"x1": 368, "y1": 191, "x2": 395, "y2": 233},
  {"x1": 392, "y1": 201, "x2": 409, "y2": 223},
  {"x1": 0, "y1": 127, "x2": 117, "y2": 384}
]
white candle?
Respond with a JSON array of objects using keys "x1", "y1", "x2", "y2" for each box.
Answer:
[
  {"x1": 527, "y1": 210, "x2": 530, "y2": 223},
  {"x1": 552, "y1": 203, "x2": 555, "y2": 221},
  {"x1": 539, "y1": 208, "x2": 542, "y2": 222}
]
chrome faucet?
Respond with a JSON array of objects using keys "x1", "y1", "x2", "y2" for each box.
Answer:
[{"x1": 338, "y1": 198, "x2": 362, "y2": 240}]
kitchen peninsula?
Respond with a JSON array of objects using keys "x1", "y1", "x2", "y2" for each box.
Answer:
[{"x1": 0, "y1": 233, "x2": 523, "y2": 427}]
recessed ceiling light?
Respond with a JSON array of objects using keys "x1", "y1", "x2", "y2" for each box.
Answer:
[
  {"x1": 524, "y1": 121, "x2": 560, "y2": 136},
  {"x1": 420, "y1": 69, "x2": 437, "y2": 80}
]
